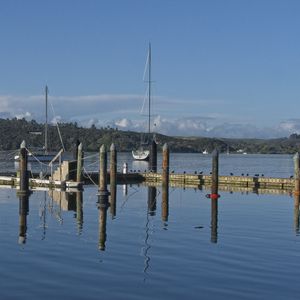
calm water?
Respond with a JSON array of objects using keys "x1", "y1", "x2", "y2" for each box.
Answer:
[{"x1": 0, "y1": 153, "x2": 299, "y2": 299}]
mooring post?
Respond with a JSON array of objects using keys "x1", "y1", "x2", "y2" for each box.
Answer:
[
  {"x1": 18, "y1": 140, "x2": 29, "y2": 195},
  {"x1": 76, "y1": 143, "x2": 83, "y2": 183},
  {"x1": 73, "y1": 139, "x2": 80, "y2": 160},
  {"x1": 162, "y1": 143, "x2": 169, "y2": 188},
  {"x1": 150, "y1": 140, "x2": 157, "y2": 172},
  {"x1": 294, "y1": 152, "x2": 300, "y2": 192},
  {"x1": 162, "y1": 143, "x2": 169, "y2": 222},
  {"x1": 211, "y1": 149, "x2": 219, "y2": 196},
  {"x1": 99, "y1": 144, "x2": 109, "y2": 202},
  {"x1": 110, "y1": 143, "x2": 117, "y2": 217}
]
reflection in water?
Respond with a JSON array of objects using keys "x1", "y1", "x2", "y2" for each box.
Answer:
[
  {"x1": 161, "y1": 184, "x2": 169, "y2": 223},
  {"x1": 148, "y1": 187, "x2": 157, "y2": 216},
  {"x1": 211, "y1": 199, "x2": 218, "y2": 243},
  {"x1": 18, "y1": 193, "x2": 29, "y2": 244},
  {"x1": 143, "y1": 187, "x2": 158, "y2": 281},
  {"x1": 110, "y1": 182, "x2": 117, "y2": 218},
  {"x1": 123, "y1": 184, "x2": 128, "y2": 196},
  {"x1": 98, "y1": 196, "x2": 109, "y2": 251},
  {"x1": 294, "y1": 193, "x2": 299, "y2": 234},
  {"x1": 39, "y1": 192, "x2": 47, "y2": 240},
  {"x1": 76, "y1": 192, "x2": 83, "y2": 234}
]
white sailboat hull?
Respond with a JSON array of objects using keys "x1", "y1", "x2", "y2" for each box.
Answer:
[{"x1": 132, "y1": 149, "x2": 150, "y2": 161}]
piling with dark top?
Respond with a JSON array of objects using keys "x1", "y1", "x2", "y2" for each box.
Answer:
[
  {"x1": 76, "y1": 143, "x2": 83, "y2": 183},
  {"x1": 99, "y1": 144, "x2": 109, "y2": 199},
  {"x1": 18, "y1": 141, "x2": 29, "y2": 195},
  {"x1": 294, "y1": 152, "x2": 300, "y2": 192},
  {"x1": 73, "y1": 139, "x2": 80, "y2": 160},
  {"x1": 211, "y1": 149, "x2": 219, "y2": 196},
  {"x1": 149, "y1": 140, "x2": 157, "y2": 172}
]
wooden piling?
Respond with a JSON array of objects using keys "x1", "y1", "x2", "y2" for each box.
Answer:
[
  {"x1": 109, "y1": 143, "x2": 117, "y2": 217},
  {"x1": 76, "y1": 143, "x2": 83, "y2": 183},
  {"x1": 162, "y1": 143, "x2": 169, "y2": 222},
  {"x1": 294, "y1": 152, "x2": 300, "y2": 192},
  {"x1": 150, "y1": 140, "x2": 157, "y2": 172},
  {"x1": 99, "y1": 144, "x2": 109, "y2": 199},
  {"x1": 18, "y1": 141, "x2": 29, "y2": 195},
  {"x1": 162, "y1": 143, "x2": 169, "y2": 188},
  {"x1": 211, "y1": 149, "x2": 219, "y2": 195}
]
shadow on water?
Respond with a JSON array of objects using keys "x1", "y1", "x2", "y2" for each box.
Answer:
[{"x1": 18, "y1": 193, "x2": 29, "y2": 244}]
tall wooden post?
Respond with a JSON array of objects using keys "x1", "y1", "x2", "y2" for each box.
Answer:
[
  {"x1": 150, "y1": 140, "x2": 157, "y2": 172},
  {"x1": 76, "y1": 143, "x2": 83, "y2": 183},
  {"x1": 99, "y1": 145, "x2": 109, "y2": 204},
  {"x1": 162, "y1": 143, "x2": 169, "y2": 188},
  {"x1": 18, "y1": 140, "x2": 29, "y2": 195},
  {"x1": 211, "y1": 149, "x2": 219, "y2": 196},
  {"x1": 294, "y1": 152, "x2": 300, "y2": 192},
  {"x1": 162, "y1": 143, "x2": 169, "y2": 222},
  {"x1": 110, "y1": 143, "x2": 117, "y2": 217}
]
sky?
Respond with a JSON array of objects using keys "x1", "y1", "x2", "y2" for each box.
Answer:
[{"x1": 1, "y1": 0, "x2": 300, "y2": 138}]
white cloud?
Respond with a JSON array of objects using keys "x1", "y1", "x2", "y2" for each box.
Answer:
[{"x1": 0, "y1": 93, "x2": 298, "y2": 138}]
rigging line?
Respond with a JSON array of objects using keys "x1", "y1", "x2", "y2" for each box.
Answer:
[
  {"x1": 49, "y1": 101, "x2": 66, "y2": 152},
  {"x1": 142, "y1": 49, "x2": 150, "y2": 82},
  {"x1": 82, "y1": 167, "x2": 98, "y2": 187}
]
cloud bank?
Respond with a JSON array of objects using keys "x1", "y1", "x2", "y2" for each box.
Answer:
[{"x1": 0, "y1": 93, "x2": 298, "y2": 138}]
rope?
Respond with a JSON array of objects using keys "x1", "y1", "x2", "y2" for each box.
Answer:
[{"x1": 82, "y1": 167, "x2": 98, "y2": 187}]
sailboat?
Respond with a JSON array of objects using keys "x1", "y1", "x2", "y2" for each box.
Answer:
[
  {"x1": 14, "y1": 86, "x2": 63, "y2": 162},
  {"x1": 132, "y1": 44, "x2": 153, "y2": 161}
]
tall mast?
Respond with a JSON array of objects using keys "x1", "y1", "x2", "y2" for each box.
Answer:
[
  {"x1": 45, "y1": 85, "x2": 48, "y2": 154},
  {"x1": 148, "y1": 43, "x2": 151, "y2": 138}
]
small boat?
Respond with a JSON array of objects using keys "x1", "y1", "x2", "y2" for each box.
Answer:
[
  {"x1": 14, "y1": 86, "x2": 64, "y2": 162},
  {"x1": 132, "y1": 43, "x2": 153, "y2": 161},
  {"x1": 202, "y1": 149, "x2": 208, "y2": 155}
]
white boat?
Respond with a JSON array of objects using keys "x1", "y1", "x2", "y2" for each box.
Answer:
[
  {"x1": 202, "y1": 149, "x2": 208, "y2": 154},
  {"x1": 15, "y1": 86, "x2": 64, "y2": 162},
  {"x1": 132, "y1": 43, "x2": 153, "y2": 161}
]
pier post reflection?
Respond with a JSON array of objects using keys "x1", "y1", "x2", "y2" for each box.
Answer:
[
  {"x1": 18, "y1": 193, "x2": 30, "y2": 244},
  {"x1": 148, "y1": 186, "x2": 157, "y2": 216},
  {"x1": 76, "y1": 191, "x2": 83, "y2": 233},
  {"x1": 211, "y1": 198, "x2": 218, "y2": 243},
  {"x1": 98, "y1": 196, "x2": 109, "y2": 251},
  {"x1": 294, "y1": 193, "x2": 300, "y2": 234},
  {"x1": 161, "y1": 184, "x2": 169, "y2": 222}
]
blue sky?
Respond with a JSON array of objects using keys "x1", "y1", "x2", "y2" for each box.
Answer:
[{"x1": 1, "y1": 0, "x2": 300, "y2": 138}]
